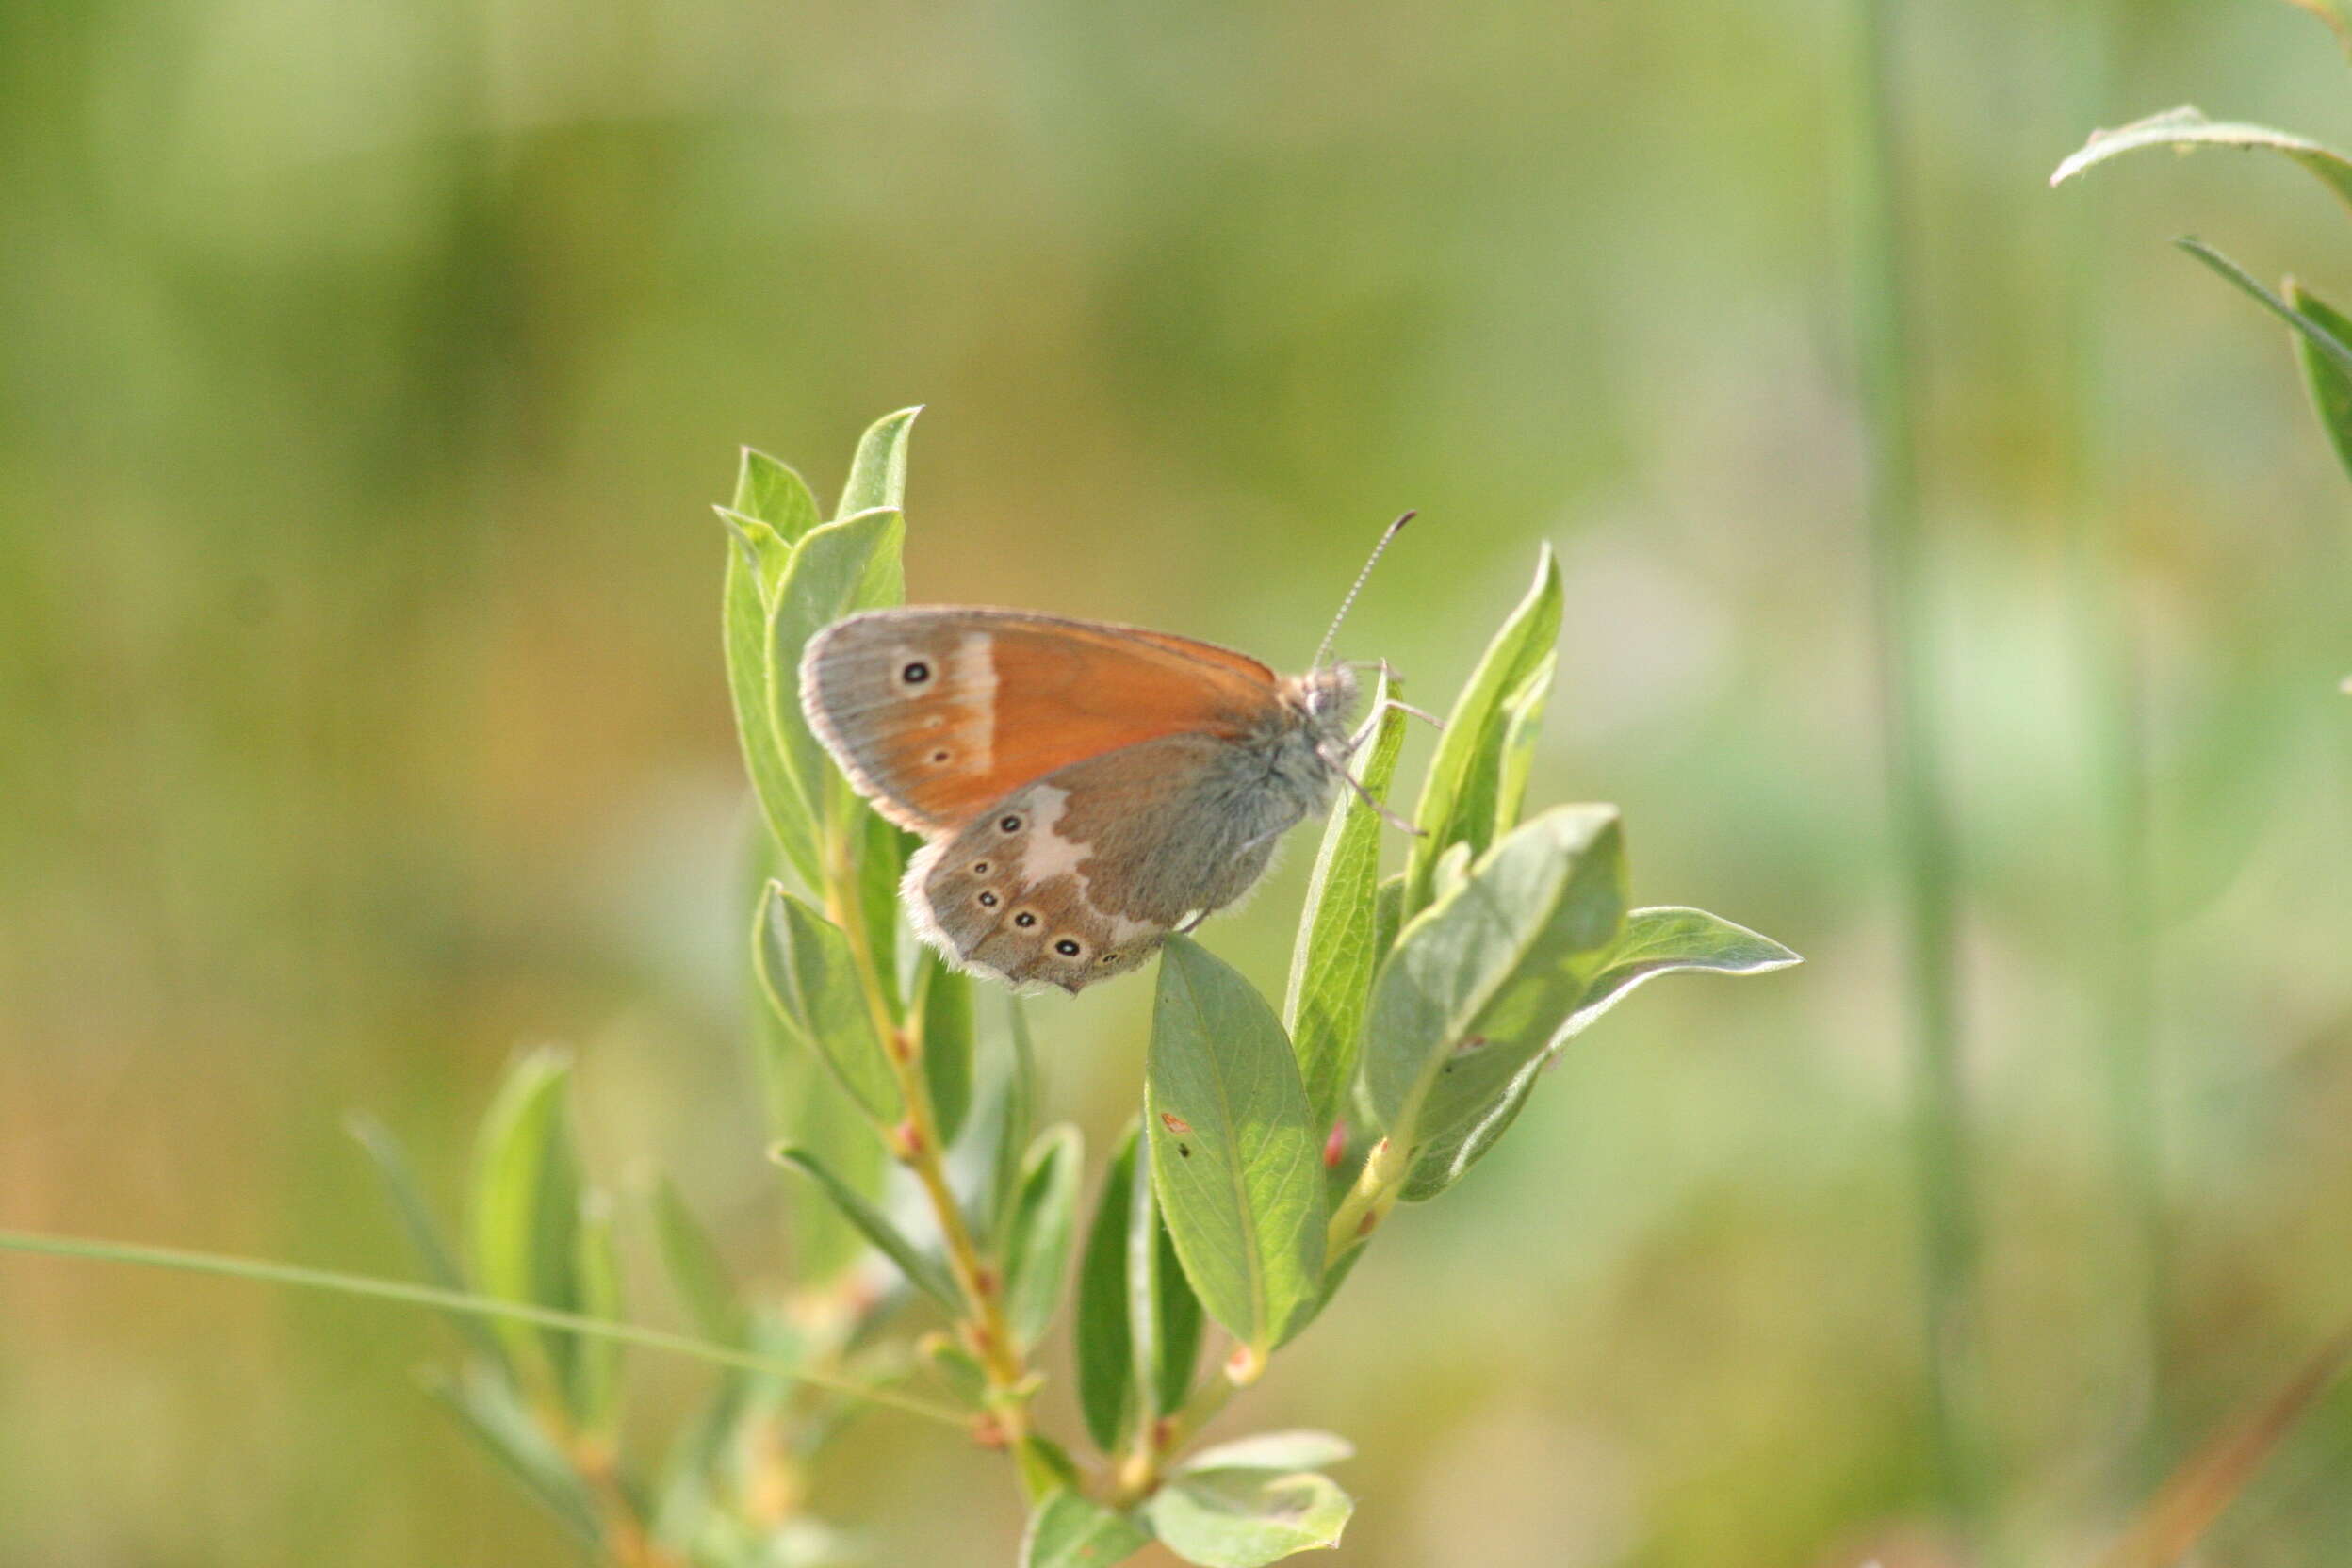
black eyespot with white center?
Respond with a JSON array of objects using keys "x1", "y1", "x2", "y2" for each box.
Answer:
[
  {"x1": 998, "y1": 815, "x2": 1021, "y2": 834},
  {"x1": 1054, "y1": 939, "x2": 1081, "y2": 957},
  {"x1": 972, "y1": 860, "x2": 989, "y2": 874},
  {"x1": 977, "y1": 891, "x2": 998, "y2": 907},
  {"x1": 1014, "y1": 912, "x2": 1037, "y2": 928},
  {"x1": 900, "y1": 661, "x2": 930, "y2": 685}
]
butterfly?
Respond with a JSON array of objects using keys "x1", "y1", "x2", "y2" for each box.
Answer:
[{"x1": 799, "y1": 517, "x2": 1420, "y2": 994}]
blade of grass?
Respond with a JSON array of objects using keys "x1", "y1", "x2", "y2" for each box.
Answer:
[
  {"x1": 1850, "y1": 0, "x2": 1987, "y2": 1541},
  {"x1": 2175, "y1": 237, "x2": 2352, "y2": 381},
  {"x1": 2093, "y1": 1323, "x2": 2352, "y2": 1568},
  {"x1": 0, "y1": 1228, "x2": 967, "y2": 1428}
]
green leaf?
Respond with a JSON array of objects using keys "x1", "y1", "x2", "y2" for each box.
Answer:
[
  {"x1": 1021, "y1": 1490, "x2": 1152, "y2": 1568},
  {"x1": 467, "y1": 1047, "x2": 585, "y2": 1380},
  {"x1": 568, "y1": 1194, "x2": 624, "y2": 1436},
  {"x1": 986, "y1": 997, "x2": 1039, "y2": 1247},
  {"x1": 1493, "y1": 651, "x2": 1556, "y2": 834},
  {"x1": 1282, "y1": 669, "x2": 1408, "y2": 1132},
  {"x1": 857, "y1": 809, "x2": 914, "y2": 1021},
  {"x1": 838, "y1": 407, "x2": 923, "y2": 519},
  {"x1": 754, "y1": 884, "x2": 898, "y2": 1124},
  {"x1": 2177, "y1": 238, "x2": 2352, "y2": 384},
  {"x1": 1405, "y1": 547, "x2": 1563, "y2": 914},
  {"x1": 1003, "y1": 1124, "x2": 1085, "y2": 1349},
  {"x1": 772, "y1": 1146, "x2": 958, "y2": 1310},
  {"x1": 1018, "y1": 1434, "x2": 1086, "y2": 1500},
  {"x1": 650, "y1": 1178, "x2": 747, "y2": 1348},
  {"x1": 427, "y1": 1363, "x2": 606, "y2": 1547},
  {"x1": 735, "y1": 446, "x2": 824, "y2": 550},
  {"x1": 1145, "y1": 939, "x2": 1325, "y2": 1358},
  {"x1": 1075, "y1": 1126, "x2": 1141, "y2": 1453},
  {"x1": 2050, "y1": 106, "x2": 2352, "y2": 213},
  {"x1": 720, "y1": 511, "x2": 821, "y2": 891},
  {"x1": 1567, "y1": 906, "x2": 1801, "y2": 1037},
  {"x1": 918, "y1": 953, "x2": 975, "y2": 1146},
  {"x1": 1143, "y1": 1468, "x2": 1352, "y2": 1568},
  {"x1": 347, "y1": 1113, "x2": 513, "y2": 1374},
  {"x1": 2286, "y1": 0, "x2": 2352, "y2": 57},
  {"x1": 1183, "y1": 1430, "x2": 1355, "y2": 1474},
  {"x1": 1362, "y1": 808, "x2": 1627, "y2": 1203},
  {"x1": 767, "y1": 506, "x2": 908, "y2": 855},
  {"x1": 2289, "y1": 279, "x2": 2352, "y2": 488},
  {"x1": 1390, "y1": 906, "x2": 1798, "y2": 1204}
]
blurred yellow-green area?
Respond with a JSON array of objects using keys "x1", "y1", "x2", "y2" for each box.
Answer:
[{"x1": 8, "y1": 0, "x2": 2352, "y2": 1563}]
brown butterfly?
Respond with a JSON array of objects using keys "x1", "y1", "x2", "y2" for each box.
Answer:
[{"x1": 799, "y1": 519, "x2": 1419, "y2": 993}]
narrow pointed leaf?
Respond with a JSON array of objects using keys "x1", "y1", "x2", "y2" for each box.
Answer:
[
  {"x1": 2050, "y1": 106, "x2": 2352, "y2": 213},
  {"x1": 651, "y1": 1178, "x2": 747, "y2": 1348},
  {"x1": 2176, "y1": 238, "x2": 2352, "y2": 383},
  {"x1": 919, "y1": 953, "x2": 976, "y2": 1146},
  {"x1": 427, "y1": 1364, "x2": 606, "y2": 1547},
  {"x1": 1406, "y1": 547, "x2": 1562, "y2": 913},
  {"x1": 855, "y1": 808, "x2": 914, "y2": 1022},
  {"x1": 347, "y1": 1113, "x2": 513, "y2": 1373},
  {"x1": 1283, "y1": 670, "x2": 1407, "y2": 1131},
  {"x1": 2289, "y1": 279, "x2": 2352, "y2": 487},
  {"x1": 986, "y1": 997, "x2": 1038, "y2": 1246},
  {"x1": 721, "y1": 511, "x2": 821, "y2": 890},
  {"x1": 1363, "y1": 808, "x2": 1627, "y2": 1200},
  {"x1": 1129, "y1": 1114, "x2": 1204, "y2": 1418},
  {"x1": 768, "y1": 506, "x2": 907, "y2": 846},
  {"x1": 1003, "y1": 1124, "x2": 1085, "y2": 1349},
  {"x1": 567, "y1": 1195, "x2": 624, "y2": 1434},
  {"x1": 1146, "y1": 939, "x2": 1325, "y2": 1355},
  {"x1": 1076, "y1": 1126, "x2": 1141, "y2": 1452},
  {"x1": 918, "y1": 1331, "x2": 988, "y2": 1406},
  {"x1": 467, "y1": 1047, "x2": 585, "y2": 1379},
  {"x1": 754, "y1": 884, "x2": 897, "y2": 1123},
  {"x1": 838, "y1": 406, "x2": 923, "y2": 518},
  {"x1": 1493, "y1": 651, "x2": 1556, "y2": 833},
  {"x1": 735, "y1": 447, "x2": 824, "y2": 550},
  {"x1": 1143, "y1": 1468, "x2": 1352, "y2": 1568},
  {"x1": 772, "y1": 1145, "x2": 957, "y2": 1309},
  {"x1": 1021, "y1": 1489, "x2": 1152, "y2": 1568}
]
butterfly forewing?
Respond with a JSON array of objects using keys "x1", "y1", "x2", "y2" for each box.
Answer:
[{"x1": 800, "y1": 609, "x2": 1280, "y2": 832}]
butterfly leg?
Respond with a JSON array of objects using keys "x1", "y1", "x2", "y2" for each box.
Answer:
[{"x1": 1318, "y1": 743, "x2": 1425, "y2": 837}]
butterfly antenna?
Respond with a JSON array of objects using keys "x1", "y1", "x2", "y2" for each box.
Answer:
[{"x1": 1313, "y1": 511, "x2": 1415, "y2": 671}]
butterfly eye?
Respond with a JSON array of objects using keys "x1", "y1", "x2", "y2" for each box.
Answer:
[
  {"x1": 1013, "y1": 912, "x2": 1037, "y2": 929},
  {"x1": 1054, "y1": 939, "x2": 1081, "y2": 957},
  {"x1": 998, "y1": 815, "x2": 1022, "y2": 834},
  {"x1": 977, "y1": 891, "x2": 999, "y2": 908},
  {"x1": 900, "y1": 661, "x2": 930, "y2": 684}
]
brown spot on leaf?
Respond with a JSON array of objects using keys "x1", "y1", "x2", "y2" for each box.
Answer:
[{"x1": 1160, "y1": 1111, "x2": 1193, "y2": 1136}]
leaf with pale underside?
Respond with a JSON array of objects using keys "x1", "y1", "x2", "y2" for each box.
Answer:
[
  {"x1": 1021, "y1": 1490, "x2": 1152, "y2": 1568},
  {"x1": 1362, "y1": 808, "x2": 1627, "y2": 1202},
  {"x1": 1146, "y1": 939, "x2": 1325, "y2": 1357},
  {"x1": 2050, "y1": 106, "x2": 2352, "y2": 213},
  {"x1": 1182, "y1": 1430, "x2": 1355, "y2": 1474},
  {"x1": 838, "y1": 406, "x2": 922, "y2": 518},
  {"x1": 1283, "y1": 669, "x2": 1407, "y2": 1132},
  {"x1": 1003, "y1": 1123, "x2": 1085, "y2": 1349},
  {"x1": 1144, "y1": 1467, "x2": 1352, "y2": 1568}
]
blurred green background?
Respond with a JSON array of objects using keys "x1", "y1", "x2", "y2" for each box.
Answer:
[{"x1": 6, "y1": 0, "x2": 2352, "y2": 1562}]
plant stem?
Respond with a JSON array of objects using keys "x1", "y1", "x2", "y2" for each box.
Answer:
[
  {"x1": 2057, "y1": 0, "x2": 2167, "y2": 1489},
  {"x1": 1849, "y1": 0, "x2": 1988, "y2": 1544},
  {"x1": 0, "y1": 1229, "x2": 968, "y2": 1428},
  {"x1": 819, "y1": 819, "x2": 1048, "y2": 1498},
  {"x1": 1110, "y1": 1337, "x2": 1242, "y2": 1508}
]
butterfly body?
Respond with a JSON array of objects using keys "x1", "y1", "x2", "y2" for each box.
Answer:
[{"x1": 801, "y1": 607, "x2": 1358, "y2": 993}]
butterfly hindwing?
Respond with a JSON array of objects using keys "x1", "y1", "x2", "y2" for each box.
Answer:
[{"x1": 907, "y1": 734, "x2": 1294, "y2": 992}]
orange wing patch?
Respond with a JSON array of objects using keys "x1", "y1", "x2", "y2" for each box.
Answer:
[{"x1": 801, "y1": 608, "x2": 1282, "y2": 833}]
